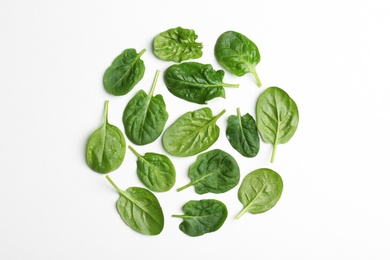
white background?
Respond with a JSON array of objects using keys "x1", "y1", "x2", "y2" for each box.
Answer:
[{"x1": 1, "y1": 0, "x2": 390, "y2": 259}]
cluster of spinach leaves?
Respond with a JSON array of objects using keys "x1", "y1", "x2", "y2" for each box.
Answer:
[{"x1": 86, "y1": 26, "x2": 299, "y2": 237}]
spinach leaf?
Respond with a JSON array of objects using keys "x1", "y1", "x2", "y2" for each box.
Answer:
[
  {"x1": 215, "y1": 31, "x2": 262, "y2": 86},
  {"x1": 105, "y1": 175, "x2": 164, "y2": 235},
  {"x1": 163, "y1": 62, "x2": 239, "y2": 104},
  {"x1": 226, "y1": 108, "x2": 260, "y2": 158},
  {"x1": 177, "y1": 149, "x2": 240, "y2": 194},
  {"x1": 162, "y1": 107, "x2": 225, "y2": 157},
  {"x1": 103, "y1": 48, "x2": 146, "y2": 96},
  {"x1": 256, "y1": 86, "x2": 299, "y2": 163},
  {"x1": 128, "y1": 145, "x2": 176, "y2": 192},
  {"x1": 172, "y1": 199, "x2": 228, "y2": 237},
  {"x1": 153, "y1": 27, "x2": 203, "y2": 62},
  {"x1": 122, "y1": 70, "x2": 168, "y2": 145},
  {"x1": 236, "y1": 168, "x2": 283, "y2": 220},
  {"x1": 86, "y1": 100, "x2": 126, "y2": 174}
]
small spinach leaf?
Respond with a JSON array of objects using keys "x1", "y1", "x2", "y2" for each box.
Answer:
[
  {"x1": 236, "y1": 168, "x2": 283, "y2": 219},
  {"x1": 177, "y1": 149, "x2": 240, "y2": 194},
  {"x1": 123, "y1": 70, "x2": 168, "y2": 145},
  {"x1": 226, "y1": 108, "x2": 260, "y2": 158},
  {"x1": 172, "y1": 199, "x2": 228, "y2": 237},
  {"x1": 256, "y1": 86, "x2": 299, "y2": 163},
  {"x1": 163, "y1": 62, "x2": 238, "y2": 104},
  {"x1": 215, "y1": 31, "x2": 262, "y2": 86},
  {"x1": 162, "y1": 107, "x2": 225, "y2": 157},
  {"x1": 86, "y1": 100, "x2": 126, "y2": 174},
  {"x1": 128, "y1": 145, "x2": 176, "y2": 192},
  {"x1": 103, "y1": 48, "x2": 146, "y2": 96},
  {"x1": 106, "y1": 175, "x2": 164, "y2": 235},
  {"x1": 153, "y1": 27, "x2": 203, "y2": 62}
]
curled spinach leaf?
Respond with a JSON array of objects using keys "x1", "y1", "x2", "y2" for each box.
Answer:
[
  {"x1": 215, "y1": 31, "x2": 262, "y2": 86},
  {"x1": 163, "y1": 62, "x2": 239, "y2": 104},
  {"x1": 106, "y1": 175, "x2": 164, "y2": 236},
  {"x1": 153, "y1": 27, "x2": 203, "y2": 62},
  {"x1": 256, "y1": 86, "x2": 299, "y2": 163},
  {"x1": 128, "y1": 145, "x2": 176, "y2": 192},
  {"x1": 236, "y1": 168, "x2": 283, "y2": 220},
  {"x1": 226, "y1": 108, "x2": 260, "y2": 158},
  {"x1": 172, "y1": 199, "x2": 228, "y2": 237},
  {"x1": 162, "y1": 107, "x2": 225, "y2": 157},
  {"x1": 123, "y1": 70, "x2": 168, "y2": 145},
  {"x1": 177, "y1": 149, "x2": 240, "y2": 194},
  {"x1": 103, "y1": 48, "x2": 146, "y2": 96},
  {"x1": 86, "y1": 100, "x2": 126, "y2": 174}
]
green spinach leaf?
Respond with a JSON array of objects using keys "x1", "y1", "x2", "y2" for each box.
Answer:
[
  {"x1": 215, "y1": 31, "x2": 262, "y2": 86},
  {"x1": 162, "y1": 107, "x2": 225, "y2": 157},
  {"x1": 123, "y1": 70, "x2": 168, "y2": 145},
  {"x1": 153, "y1": 27, "x2": 203, "y2": 62},
  {"x1": 226, "y1": 108, "x2": 260, "y2": 158},
  {"x1": 128, "y1": 145, "x2": 176, "y2": 192},
  {"x1": 164, "y1": 62, "x2": 239, "y2": 104},
  {"x1": 177, "y1": 149, "x2": 240, "y2": 194},
  {"x1": 86, "y1": 100, "x2": 126, "y2": 174},
  {"x1": 103, "y1": 48, "x2": 146, "y2": 96},
  {"x1": 106, "y1": 175, "x2": 164, "y2": 235},
  {"x1": 256, "y1": 86, "x2": 299, "y2": 163},
  {"x1": 236, "y1": 168, "x2": 283, "y2": 219},
  {"x1": 172, "y1": 199, "x2": 228, "y2": 237}
]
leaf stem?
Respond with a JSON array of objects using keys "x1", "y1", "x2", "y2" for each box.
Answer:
[
  {"x1": 235, "y1": 208, "x2": 247, "y2": 220},
  {"x1": 105, "y1": 175, "x2": 122, "y2": 194},
  {"x1": 251, "y1": 68, "x2": 262, "y2": 87},
  {"x1": 176, "y1": 182, "x2": 193, "y2": 192},
  {"x1": 128, "y1": 145, "x2": 142, "y2": 159},
  {"x1": 103, "y1": 100, "x2": 109, "y2": 125},
  {"x1": 215, "y1": 109, "x2": 226, "y2": 121},
  {"x1": 149, "y1": 70, "x2": 161, "y2": 97},
  {"x1": 222, "y1": 82, "x2": 240, "y2": 88},
  {"x1": 270, "y1": 143, "x2": 278, "y2": 163},
  {"x1": 172, "y1": 214, "x2": 185, "y2": 218}
]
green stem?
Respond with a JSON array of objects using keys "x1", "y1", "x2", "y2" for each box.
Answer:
[
  {"x1": 215, "y1": 109, "x2": 226, "y2": 121},
  {"x1": 177, "y1": 182, "x2": 193, "y2": 192},
  {"x1": 172, "y1": 214, "x2": 185, "y2": 218},
  {"x1": 105, "y1": 175, "x2": 122, "y2": 194},
  {"x1": 236, "y1": 107, "x2": 241, "y2": 119},
  {"x1": 103, "y1": 100, "x2": 109, "y2": 125},
  {"x1": 148, "y1": 70, "x2": 160, "y2": 97},
  {"x1": 270, "y1": 143, "x2": 278, "y2": 163},
  {"x1": 251, "y1": 68, "x2": 262, "y2": 87},
  {"x1": 128, "y1": 145, "x2": 142, "y2": 159},
  {"x1": 236, "y1": 208, "x2": 247, "y2": 220},
  {"x1": 223, "y1": 82, "x2": 240, "y2": 88}
]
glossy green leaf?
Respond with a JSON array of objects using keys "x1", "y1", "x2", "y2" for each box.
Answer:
[
  {"x1": 106, "y1": 175, "x2": 164, "y2": 236},
  {"x1": 215, "y1": 31, "x2": 262, "y2": 86},
  {"x1": 164, "y1": 62, "x2": 239, "y2": 104},
  {"x1": 256, "y1": 86, "x2": 299, "y2": 163},
  {"x1": 236, "y1": 168, "x2": 283, "y2": 220},
  {"x1": 103, "y1": 48, "x2": 146, "y2": 96},
  {"x1": 153, "y1": 27, "x2": 203, "y2": 62},
  {"x1": 162, "y1": 107, "x2": 225, "y2": 157},
  {"x1": 123, "y1": 70, "x2": 168, "y2": 145},
  {"x1": 226, "y1": 108, "x2": 260, "y2": 158},
  {"x1": 172, "y1": 199, "x2": 228, "y2": 237},
  {"x1": 177, "y1": 149, "x2": 240, "y2": 194},
  {"x1": 128, "y1": 145, "x2": 176, "y2": 192},
  {"x1": 86, "y1": 100, "x2": 126, "y2": 174}
]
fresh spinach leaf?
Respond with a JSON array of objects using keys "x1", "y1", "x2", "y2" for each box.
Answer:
[
  {"x1": 226, "y1": 108, "x2": 260, "y2": 158},
  {"x1": 256, "y1": 86, "x2": 299, "y2": 163},
  {"x1": 128, "y1": 145, "x2": 176, "y2": 192},
  {"x1": 177, "y1": 149, "x2": 240, "y2": 194},
  {"x1": 86, "y1": 100, "x2": 126, "y2": 174},
  {"x1": 153, "y1": 27, "x2": 203, "y2": 62},
  {"x1": 162, "y1": 107, "x2": 225, "y2": 157},
  {"x1": 236, "y1": 168, "x2": 283, "y2": 220},
  {"x1": 105, "y1": 175, "x2": 164, "y2": 235},
  {"x1": 163, "y1": 62, "x2": 239, "y2": 104},
  {"x1": 123, "y1": 70, "x2": 168, "y2": 145},
  {"x1": 215, "y1": 31, "x2": 262, "y2": 86},
  {"x1": 172, "y1": 199, "x2": 228, "y2": 237},
  {"x1": 103, "y1": 48, "x2": 146, "y2": 96}
]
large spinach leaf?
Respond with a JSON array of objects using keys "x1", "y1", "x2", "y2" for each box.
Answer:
[
  {"x1": 236, "y1": 168, "x2": 283, "y2": 219},
  {"x1": 128, "y1": 145, "x2": 176, "y2": 192},
  {"x1": 103, "y1": 48, "x2": 146, "y2": 96},
  {"x1": 226, "y1": 108, "x2": 260, "y2": 158},
  {"x1": 162, "y1": 107, "x2": 225, "y2": 157},
  {"x1": 86, "y1": 100, "x2": 126, "y2": 174},
  {"x1": 215, "y1": 31, "x2": 262, "y2": 86},
  {"x1": 163, "y1": 62, "x2": 239, "y2": 104},
  {"x1": 153, "y1": 27, "x2": 203, "y2": 62},
  {"x1": 256, "y1": 86, "x2": 299, "y2": 163},
  {"x1": 123, "y1": 70, "x2": 168, "y2": 145},
  {"x1": 172, "y1": 199, "x2": 228, "y2": 237},
  {"x1": 105, "y1": 175, "x2": 164, "y2": 235},
  {"x1": 177, "y1": 149, "x2": 240, "y2": 194}
]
